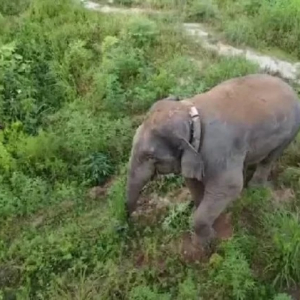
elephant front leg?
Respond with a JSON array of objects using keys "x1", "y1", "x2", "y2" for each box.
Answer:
[
  {"x1": 193, "y1": 167, "x2": 243, "y2": 247},
  {"x1": 185, "y1": 178, "x2": 204, "y2": 208}
]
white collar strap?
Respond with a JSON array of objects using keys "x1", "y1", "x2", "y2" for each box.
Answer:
[{"x1": 181, "y1": 100, "x2": 201, "y2": 152}]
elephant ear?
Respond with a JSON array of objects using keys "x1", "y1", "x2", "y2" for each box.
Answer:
[{"x1": 181, "y1": 142, "x2": 204, "y2": 181}]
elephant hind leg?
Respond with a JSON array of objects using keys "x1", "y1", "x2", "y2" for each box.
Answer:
[
  {"x1": 248, "y1": 137, "x2": 296, "y2": 188},
  {"x1": 247, "y1": 162, "x2": 273, "y2": 188},
  {"x1": 193, "y1": 165, "x2": 243, "y2": 246},
  {"x1": 243, "y1": 163, "x2": 257, "y2": 187}
]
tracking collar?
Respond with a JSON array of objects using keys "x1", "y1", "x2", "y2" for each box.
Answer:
[{"x1": 181, "y1": 100, "x2": 201, "y2": 152}]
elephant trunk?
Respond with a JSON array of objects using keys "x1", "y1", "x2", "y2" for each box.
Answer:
[{"x1": 126, "y1": 156, "x2": 155, "y2": 216}]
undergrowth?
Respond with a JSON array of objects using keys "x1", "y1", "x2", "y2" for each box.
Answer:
[
  {"x1": 110, "y1": 0, "x2": 300, "y2": 59},
  {"x1": 213, "y1": 0, "x2": 300, "y2": 59},
  {"x1": 0, "y1": 0, "x2": 299, "y2": 299}
]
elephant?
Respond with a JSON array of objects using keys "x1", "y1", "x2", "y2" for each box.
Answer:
[{"x1": 125, "y1": 74, "x2": 300, "y2": 247}]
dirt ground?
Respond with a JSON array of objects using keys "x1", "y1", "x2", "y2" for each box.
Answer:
[{"x1": 129, "y1": 188, "x2": 234, "y2": 263}]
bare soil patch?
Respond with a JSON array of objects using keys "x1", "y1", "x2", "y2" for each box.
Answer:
[
  {"x1": 131, "y1": 194, "x2": 171, "y2": 226},
  {"x1": 271, "y1": 188, "x2": 295, "y2": 205},
  {"x1": 286, "y1": 286, "x2": 300, "y2": 300},
  {"x1": 177, "y1": 212, "x2": 233, "y2": 263},
  {"x1": 88, "y1": 177, "x2": 115, "y2": 200},
  {"x1": 177, "y1": 232, "x2": 207, "y2": 263},
  {"x1": 0, "y1": 264, "x2": 19, "y2": 288},
  {"x1": 213, "y1": 212, "x2": 233, "y2": 241}
]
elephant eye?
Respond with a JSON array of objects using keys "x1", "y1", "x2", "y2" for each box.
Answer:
[{"x1": 143, "y1": 151, "x2": 155, "y2": 160}]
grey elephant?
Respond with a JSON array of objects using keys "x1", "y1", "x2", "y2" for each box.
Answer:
[{"x1": 125, "y1": 74, "x2": 300, "y2": 247}]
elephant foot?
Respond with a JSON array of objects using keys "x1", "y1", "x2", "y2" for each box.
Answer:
[
  {"x1": 194, "y1": 223, "x2": 216, "y2": 251},
  {"x1": 179, "y1": 232, "x2": 209, "y2": 263},
  {"x1": 125, "y1": 201, "x2": 138, "y2": 219}
]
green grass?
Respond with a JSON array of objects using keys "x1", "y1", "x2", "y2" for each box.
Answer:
[
  {"x1": 107, "y1": 0, "x2": 300, "y2": 60},
  {"x1": 0, "y1": 0, "x2": 300, "y2": 299},
  {"x1": 213, "y1": 0, "x2": 300, "y2": 59}
]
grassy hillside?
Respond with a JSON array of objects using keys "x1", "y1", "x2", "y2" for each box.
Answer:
[
  {"x1": 0, "y1": 0, "x2": 299, "y2": 299},
  {"x1": 111, "y1": 0, "x2": 300, "y2": 60}
]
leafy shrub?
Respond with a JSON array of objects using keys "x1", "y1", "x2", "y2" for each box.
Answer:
[
  {"x1": 184, "y1": 0, "x2": 218, "y2": 22},
  {"x1": 81, "y1": 152, "x2": 114, "y2": 186},
  {"x1": 92, "y1": 15, "x2": 203, "y2": 114},
  {"x1": 273, "y1": 294, "x2": 293, "y2": 300},
  {"x1": 214, "y1": 0, "x2": 300, "y2": 58},
  {"x1": 207, "y1": 239, "x2": 256, "y2": 300},
  {"x1": 0, "y1": 172, "x2": 49, "y2": 218},
  {"x1": 0, "y1": 42, "x2": 40, "y2": 133},
  {"x1": 0, "y1": 0, "x2": 106, "y2": 134},
  {"x1": 162, "y1": 56, "x2": 206, "y2": 98},
  {"x1": 277, "y1": 167, "x2": 300, "y2": 191},
  {"x1": 203, "y1": 57, "x2": 259, "y2": 89},
  {"x1": 123, "y1": 17, "x2": 159, "y2": 48},
  {"x1": 257, "y1": 0, "x2": 300, "y2": 57},
  {"x1": 5, "y1": 220, "x2": 123, "y2": 298},
  {"x1": 0, "y1": 172, "x2": 84, "y2": 221},
  {"x1": 129, "y1": 285, "x2": 171, "y2": 300},
  {"x1": 177, "y1": 274, "x2": 199, "y2": 300},
  {"x1": 278, "y1": 134, "x2": 300, "y2": 167},
  {"x1": 162, "y1": 202, "x2": 191, "y2": 234},
  {"x1": 95, "y1": 35, "x2": 147, "y2": 113},
  {"x1": 263, "y1": 209, "x2": 300, "y2": 289},
  {"x1": 116, "y1": 0, "x2": 181, "y2": 9},
  {"x1": 107, "y1": 173, "x2": 128, "y2": 222},
  {"x1": 0, "y1": 0, "x2": 30, "y2": 16},
  {"x1": 223, "y1": 17, "x2": 258, "y2": 47},
  {"x1": 114, "y1": 0, "x2": 136, "y2": 6},
  {"x1": 0, "y1": 135, "x2": 16, "y2": 175}
]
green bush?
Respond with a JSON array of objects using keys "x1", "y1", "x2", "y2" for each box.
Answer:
[
  {"x1": 0, "y1": 171, "x2": 84, "y2": 221},
  {"x1": 207, "y1": 239, "x2": 256, "y2": 300},
  {"x1": 184, "y1": 0, "x2": 218, "y2": 22},
  {"x1": 162, "y1": 202, "x2": 191, "y2": 234},
  {"x1": 273, "y1": 294, "x2": 293, "y2": 300},
  {"x1": 177, "y1": 274, "x2": 200, "y2": 300},
  {"x1": 0, "y1": 0, "x2": 30, "y2": 16},
  {"x1": 257, "y1": 0, "x2": 300, "y2": 56},
  {"x1": 214, "y1": 0, "x2": 300, "y2": 58},
  {"x1": 223, "y1": 17, "x2": 258, "y2": 47},
  {"x1": 0, "y1": 0, "x2": 103, "y2": 133},
  {"x1": 203, "y1": 56, "x2": 259, "y2": 89},
  {"x1": 124, "y1": 17, "x2": 160, "y2": 48},
  {"x1": 9, "y1": 107, "x2": 133, "y2": 184},
  {"x1": 129, "y1": 285, "x2": 171, "y2": 300},
  {"x1": 263, "y1": 209, "x2": 300, "y2": 289},
  {"x1": 4, "y1": 214, "x2": 124, "y2": 298}
]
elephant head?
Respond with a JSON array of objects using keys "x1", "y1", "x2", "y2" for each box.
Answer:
[{"x1": 126, "y1": 98, "x2": 204, "y2": 216}]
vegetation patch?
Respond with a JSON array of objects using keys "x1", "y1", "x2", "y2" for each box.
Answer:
[
  {"x1": 0, "y1": 0, "x2": 299, "y2": 299},
  {"x1": 108, "y1": 0, "x2": 300, "y2": 60}
]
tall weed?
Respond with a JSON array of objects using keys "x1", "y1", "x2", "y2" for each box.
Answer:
[
  {"x1": 215, "y1": 0, "x2": 300, "y2": 58},
  {"x1": 0, "y1": 0, "x2": 30, "y2": 15},
  {"x1": 263, "y1": 209, "x2": 300, "y2": 289},
  {"x1": 207, "y1": 238, "x2": 256, "y2": 300}
]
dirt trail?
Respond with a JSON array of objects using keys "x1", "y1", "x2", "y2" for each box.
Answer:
[{"x1": 81, "y1": 0, "x2": 300, "y2": 85}]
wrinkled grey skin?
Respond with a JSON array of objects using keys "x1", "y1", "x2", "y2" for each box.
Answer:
[{"x1": 126, "y1": 74, "x2": 300, "y2": 247}]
